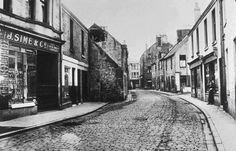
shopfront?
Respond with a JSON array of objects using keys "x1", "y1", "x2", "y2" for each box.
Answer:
[
  {"x1": 0, "y1": 26, "x2": 61, "y2": 119},
  {"x1": 204, "y1": 58, "x2": 219, "y2": 105},
  {"x1": 189, "y1": 57, "x2": 203, "y2": 100}
]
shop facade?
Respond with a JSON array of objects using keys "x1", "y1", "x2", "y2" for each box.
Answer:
[
  {"x1": 0, "y1": 25, "x2": 62, "y2": 120},
  {"x1": 61, "y1": 4, "x2": 89, "y2": 108},
  {"x1": 0, "y1": 0, "x2": 63, "y2": 120}
]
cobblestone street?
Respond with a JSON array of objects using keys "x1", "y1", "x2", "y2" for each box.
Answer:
[{"x1": 0, "y1": 90, "x2": 215, "y2": 151}]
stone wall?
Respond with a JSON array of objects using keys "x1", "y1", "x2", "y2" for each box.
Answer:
[
  {"x1": 89, "y1": 41, "x2": 124, "y2": 102},
  {"x1": 61, "y1": 5, "x2": 89, "y2": 64}
]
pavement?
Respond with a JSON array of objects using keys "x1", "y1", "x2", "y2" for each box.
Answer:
[
  {"x1": 155, "y1": 90, "x2": 236, "y2": 151},
  {"x1": 0, "y1": 102, "x2": 108, "y2": 138}
]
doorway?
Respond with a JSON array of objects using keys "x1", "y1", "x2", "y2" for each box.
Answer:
[{"x1": 37, "y1": 51, "x2": 58, "y2": 110}]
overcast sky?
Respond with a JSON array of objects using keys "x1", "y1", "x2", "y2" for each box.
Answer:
[{"x1": 62, "y1": 0, "x2": 211, "y2": 62}]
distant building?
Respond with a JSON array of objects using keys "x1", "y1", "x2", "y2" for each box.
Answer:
[
  {"x1": 89, "y1": 24, "x2": 128, "y2": 102},
  {"x1": 129, "y1": 62, "x2": 140, "y2": 89},
  {"x1": 140, "y1": 35, "x2": 172, "y2": 89},
  {"x1": 159, "y1": 35, "x2": 191, "y2": 93}
]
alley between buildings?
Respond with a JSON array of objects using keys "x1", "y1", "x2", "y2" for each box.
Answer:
[{"x1": 0, "y1": 90, "x2": 216, "y2": 151}]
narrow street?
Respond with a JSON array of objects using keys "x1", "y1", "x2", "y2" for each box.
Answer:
[{"x1": 0, "y1": 90, "x2": 215, "y2": 151}]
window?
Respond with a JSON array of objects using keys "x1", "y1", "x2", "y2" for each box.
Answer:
[
  {"x1": 147, "y1": 66, "x2": 151, "y2": 73},
  {"x1": 191, "y1": 34, "x2": 194, "y2": 57},
  {"x1": 205, "y1": 61, "x2": 218, "y2": 93},
  {"x1": 180, "y1": 55, "x2": 186, "y2": 68},
  {"x1": 170, "y1": 57, "x2": 173, "y2": 69},
  {"x1": 70, "y1": 19, "x2": 73, "y2": 52},
  {"x1": 212, "y1": 8, "x2": 216, "y2": 42},
  {"x1": 166, "y1": 60, "x2": 167, "y2": 71},
  {"x1": 39, "y1": 0, "x2": 48, "y2": 23},
  {"x1": 0, "y1": 43, "x2": 37, "y2": 105},
  {"x1": 204, "y1": 19, "x2": 208, "y2": 47},
  {"x1": 28, "y1": 0, "x2": 35, "y2": 19},
  {"x1": 0, "y1": 0, "x2": 12, "y2": 12},
  {"x1": 64, "y1": 66, "x2": 70, "y2": 98},
  {"x1": 196, "y1": 28, "x2": 200, "y2": 53},
  {"x1": 81, "y1": 30, "x2": 85, "y2": 56}
]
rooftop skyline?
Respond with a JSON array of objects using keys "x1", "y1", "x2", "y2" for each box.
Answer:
[{"x1": 62, "y1": 0, "x2": 211, "y2": 62}]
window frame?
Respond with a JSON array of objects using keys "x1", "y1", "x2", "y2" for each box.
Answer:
[
  {"x1": 212, "y1": 8, "x2": 217, "y2": 42},
  {"x1": 179, "y1": 55, "x2": 186, "y2": 68},
  {"x1": 204, "y1": 18, "x2": 208, "y2": 48}
]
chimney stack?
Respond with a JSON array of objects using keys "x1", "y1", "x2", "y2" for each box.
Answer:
[{"x1": 194, "y1": 2, "x2": 201, "y2": 22}]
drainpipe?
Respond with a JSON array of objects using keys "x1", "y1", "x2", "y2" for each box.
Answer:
[
  {"x1": 219, "y1": 0, "x2": 228, "y2": 111},
  {"x1": 59, "y1": 0, "x2": 63, "y2": 109}
]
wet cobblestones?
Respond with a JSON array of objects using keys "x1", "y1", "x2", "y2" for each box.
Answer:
[{"x1": 0, "y1": 90, "x2": 211, "y2": 151}]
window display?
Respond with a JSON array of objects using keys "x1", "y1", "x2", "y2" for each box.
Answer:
[
  {"x1": 0, "y1": 40, "x2": 37, "y2": 106},
  {"x1": 205, "y1": 61, "x2": 218, "y2": 93}
]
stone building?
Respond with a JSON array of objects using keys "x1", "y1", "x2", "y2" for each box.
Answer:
[
  {"x1": 188, "y1": 0, "x2": 224, "y2": 110},
  {"x1": 140, "y1": 35, "x2": 172, "y2": 89},
  {"x1": 219, "y1": 0, "x2": 236, "y2": 118},
  {"x1": 61, "y1": 4, "x2": 89, "y2": 108},
  {"x1": 0, "y1": 0, "x2": 64, "y2": 120},
  {"x1": 89, "y1": 24, "x2": 128, "y2": 102},
  {"x1": 159, "y1": 35, "x2": 191, "y2": 93},
  {"x1": 129, "y1": 62, "x2": 140, "y2": 89}
]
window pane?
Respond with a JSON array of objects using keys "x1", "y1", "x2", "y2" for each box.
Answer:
[{"x1": 0, "y1": 0, "x2": 3, "y2": 9}]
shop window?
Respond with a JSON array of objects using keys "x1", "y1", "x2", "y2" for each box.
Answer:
[
  {"x1": 205, "y1": 61, "x2": 218, "y2": 93},
  {"x1": 64, "y1": 66, "x2": 70, "y2": 99},
  {"x1": 0, "y1": 42, "x2": 36, "y2": 105},
  {"x1": 180, "y1": 76, "x2": 187, "y2": 87},
  {"x1": 179, "y1": 55, "x2": 186, "y2": 68},
  {"x1": 191, "y1": 70, "x2": 195, "y2": 89},
  {"x1": 196, "y1": 66, "x2": 201, "y2": 88}
]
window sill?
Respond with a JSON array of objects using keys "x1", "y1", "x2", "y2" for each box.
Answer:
[
  {"x1": 204, "y1": 46, "x2": 209, "y2": 51},
  {"x1": 212, "y1": 40, "x2": 217, "y2": 46},
  {"x1": 82, "y1": 55, "x2": 86, "y2": 59}
]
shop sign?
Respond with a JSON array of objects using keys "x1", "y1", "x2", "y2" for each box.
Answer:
[{"x1": 0, "y1": 27, "x2": 60, "y2": 52}]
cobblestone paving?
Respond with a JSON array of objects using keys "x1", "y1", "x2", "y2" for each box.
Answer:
[{"x1": 0, "y1": 90, "x2": 211, "y2": 151}]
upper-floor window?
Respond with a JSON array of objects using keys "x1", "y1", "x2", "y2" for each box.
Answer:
[
  {"x1": 81, "y1": 29, "x2": 85, "y2": 57},
  {"x1": 0, "y1": 0, "x2": 12, "y2": 12},
  {"x1": 191, "y1": 34, "x2": 194, "y2": 58},
  {"x1": 70, "y1": 19, "x2": 74, "y2": 52},
  {"x1": 196, "y1": 28, "x2": 200, "y2": 54},
  {"x1": 180, "y1": 55, "x2": 186, "y2": 68},
  {"x1": 204, "y1": 19, "x2": 208, "y2": 47},
  {"x1": 166, "y1": 60, "x2": 167, "y2": 71},
  {"x1": 170, "y1": 57, "x2": 173, "y2": 69},
  {"x1": 39, "y1": 0, "x2": 49, "y2": 23},
  {"x1": 212, "y1": 8, "x2": 217, "y2": 42},
  {"x1": 28, "y1": 0, "x2": 35, "y2": 19}
]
